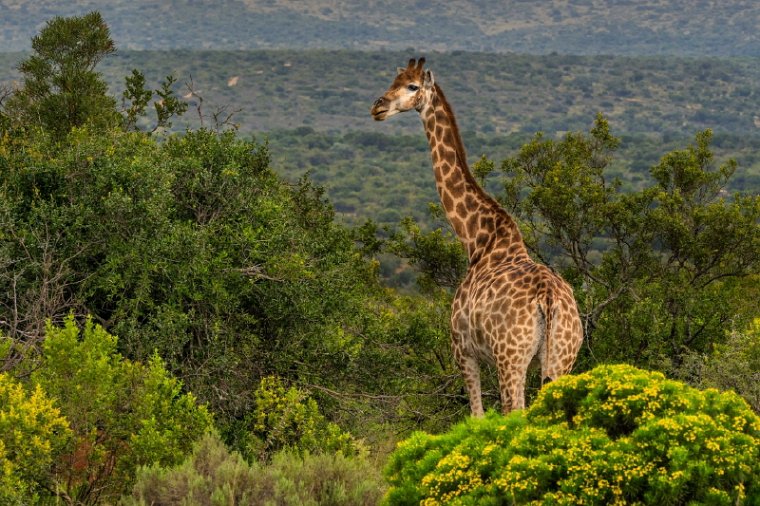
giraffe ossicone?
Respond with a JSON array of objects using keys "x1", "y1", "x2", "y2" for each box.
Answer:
[{"x1": 371, "y1": 57, "x2": 584, "y2": 416}]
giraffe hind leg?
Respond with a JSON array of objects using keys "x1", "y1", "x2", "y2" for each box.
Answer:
[
  {"x1": 496, "y1": 360, "x2": 530, "y2": 413},
  {"x1": 540, "y1": 307, "x2": 576, "y2": 382},
  {"x1": 495, "y1": 327, "x2": 536, "y2": 413},
  {"x1": 460, "y1": 355, "x2": 484, "y2": 417}
]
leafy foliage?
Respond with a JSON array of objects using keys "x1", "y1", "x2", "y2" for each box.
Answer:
[
  {"x1": 0, "y1": 14, "x2": 457, "y2": 440},
  {"x1": 121, "y1": 70, "x2": 188, "y2": 132},
  {"x1": 0, "y1": 121, "x2": 401, "y2": 424},
  {"x1": 383, "y1": 365, "x2": 760, "y2": 505},
  {"x1": 3, "y1": 11, "x2": 119, "y2": 137},
  {"x1": 30, "y1": 316, "x2": 212, "y2": 504},
  {"x1": 228, "y1": 376, "x2": 359, "y2": 463},
  {"x1": 680, "y1": 318, "x2": 760, "y2": 412},
  {"x1": 385, "y1": 217, "x2": 467, "y2": 293},
  {"x1": 0, "y1": 372, "x2": 70, "y2": 504},
  {"x1": 125, "y1": 432, "x2": 385, "y2": 506}
]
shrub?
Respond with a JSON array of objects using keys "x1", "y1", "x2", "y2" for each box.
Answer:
[
  {"x1": 0, "y1": 373, "x2": 70, "y2": 504},
  {"x1": 31, "y1": 315, "x2": 213, "y2": 504},
  {"x1": 125, "y1": 432, "x2": 386, "y2": 505},
  {"x1": 383, "y1": 364, "x2": 760, "y2": 505},
  {"x1": 680, "y1": 318, "x2": 760, "y2": 412},
  {"x1": 228, "y1": 376, "x2": 359, "y2": 463}
]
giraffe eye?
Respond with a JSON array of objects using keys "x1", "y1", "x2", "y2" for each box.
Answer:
[{"x1": 407, "y1": 84, "x2": 419, "y2": 92}]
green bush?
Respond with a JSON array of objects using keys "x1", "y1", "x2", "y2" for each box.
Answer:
[
  {"x1": 31, "y1": 315, "x2": 213, "y2": 504},
  {"x1": 383, "y1": 364, "x2": 760, "y2": 505},
  {"x1": 125, "y1": 432, "x2": 385, "y2": 505},
  {"x1": 228, "y1": 376, "x2": 359, "y2": 463},
  {"x1": 0, "y1": 372, "x2": 70, "y2": 504},
  {"x1": 680, "y1": 318, "x2": 760, "y2": 412}
]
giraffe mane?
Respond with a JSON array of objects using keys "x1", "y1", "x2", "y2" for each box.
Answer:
[
  {"x1": 431, "y1": 82, "x2": 467, "y2": 168},
  {"x1": 431, "y1": 82, "x2": 503, "y2": 213},
  {"x1": 412, "y1": 57, "x2": 468, "y2": 173}
]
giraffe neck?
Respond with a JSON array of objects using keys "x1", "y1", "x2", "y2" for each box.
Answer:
[{"x1": 419, "y1": 84, "x2": 529, "y2": 264}]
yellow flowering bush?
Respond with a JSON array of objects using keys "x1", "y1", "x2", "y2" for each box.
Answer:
[
  {"x1": 0, "y1": 373, "x2": 71, "y2": 504},
  {"x1": 383, "y1": 365, "x2": 759, "y2": 505},
  {"x1": 229, "y1": 376, "x2": 359, "y2": 463}
]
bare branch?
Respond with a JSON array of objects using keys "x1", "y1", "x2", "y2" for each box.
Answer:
[
  {"x1": 234, "y1": 265, "x2": 284, "y2": 282},
  {"x1": 184, "y1": 75, "x2": 241, "y2": 132},
  {"x1": 184, "y1": 74, "x2": 204, "y2": 128}
]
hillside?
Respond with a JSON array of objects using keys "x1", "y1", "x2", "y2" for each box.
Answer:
[
  {"x1": 3, "y1": 50, "x2": 760, "y2": 138},
  {"x1": 1, "y1": 0, "x2": 759, "y2": 56},
  {"x1": 3, "y1": 49, "x2": 759, "y2": 231}
]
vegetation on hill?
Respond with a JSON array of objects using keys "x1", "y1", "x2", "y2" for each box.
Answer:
[
  {"x1": 0, "y1": 12, "x2": 758, "y2": 505},
  {"x1": 1, "y1": 0, "x2": 759, "y2": 56},
  {"x1": 4, "y1": 48, "x2": 760, "y2": 231},
  {"x1": 266, "y1": 127, "x2": 760, "y2": 235},
  {"x1": 5, "y1": 49, "x2": 760, "y2": 137}
]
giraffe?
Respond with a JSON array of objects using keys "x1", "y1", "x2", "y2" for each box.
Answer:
[{"x1": 370, "y1": 58, "x2": 583, "y2": 416}]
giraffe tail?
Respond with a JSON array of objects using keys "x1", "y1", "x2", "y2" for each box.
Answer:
[{"x1": 539, "y1": 292, "x2": 557, "y2": 385}]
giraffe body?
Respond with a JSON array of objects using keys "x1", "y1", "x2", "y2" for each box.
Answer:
[{"x1": 371, "y1": 58, "x2": 582, "y2": 415}]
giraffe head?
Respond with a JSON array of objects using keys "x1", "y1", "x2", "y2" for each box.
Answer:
[{"x1": 370, "y1": 57, "x2": 434, "y2": 121}]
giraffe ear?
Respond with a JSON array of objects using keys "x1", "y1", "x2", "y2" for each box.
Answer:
[
  {"x1": 424, "y1": 70, "x2": 435, "y2": 88},
  {"x1": 396, "y1": 67, "x2": 406, "y2": 75}
]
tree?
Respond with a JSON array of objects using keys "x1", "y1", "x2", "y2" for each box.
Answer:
[
  {"x1": 1, "y1": 12, "x2": 187, "y2": 138},
  {"x1": 122, "y1": 70, "x2": 189, "y2": 133},
  {"x1": 3, "y1": 12, "x2": 119, "y2": 138}
]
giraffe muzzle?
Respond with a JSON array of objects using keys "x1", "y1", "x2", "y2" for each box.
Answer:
[{"x1": 370, "y1": 97, "x2": 389, "y2": 120}]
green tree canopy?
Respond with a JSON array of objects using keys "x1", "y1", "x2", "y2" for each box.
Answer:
[
  {"x1": 3, "y1": 12, "x2": 119, "y2": 137},
  {"x1": 498, "y1": 117, "x2": 760, "y2": 372}
]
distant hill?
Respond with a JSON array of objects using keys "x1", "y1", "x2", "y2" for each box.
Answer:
[
  {"x1": 2, "y1": 46, "x2": 759, "y2": 241},
  {"x1": 4, "y1": 50, "x2": 759, "y2": 139},
  {"x1": 1, "y1": 0, "x2": 759, "y2": 56}
]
